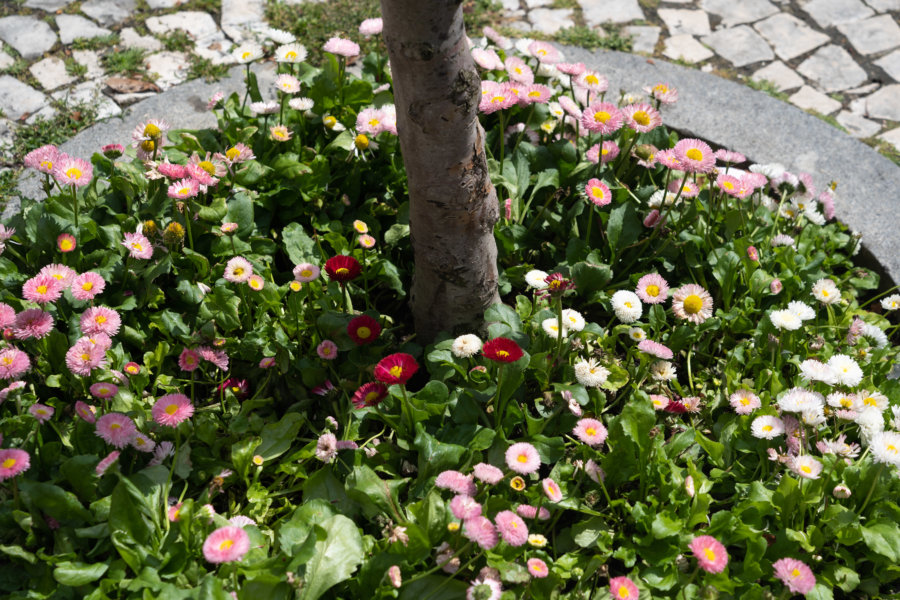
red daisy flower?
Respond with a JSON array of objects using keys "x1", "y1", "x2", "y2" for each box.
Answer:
[
  {"x1": 324, "y1": 255, "x2": 361, "y2": 282},
  {"x1": 374, "y1": 353, "x2": 418, "y2": 385},
  {"x1": 347, "y1": 315, "x2": 381, "y2": 345},
  {"x1": 352, "y1": 382, "x2": 388, "y2": 408},
  {"x1": 482, "y1": 337, "x2": 524, "y2": 363}
]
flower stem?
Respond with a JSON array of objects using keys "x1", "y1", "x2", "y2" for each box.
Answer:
[{"x1": 857, "y1": 462, "x2": 886, "y2": 515}]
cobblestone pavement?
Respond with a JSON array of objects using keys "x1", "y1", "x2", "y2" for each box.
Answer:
[{"x1": 0, "y1": 0, "x2": 898, "y2": 174}]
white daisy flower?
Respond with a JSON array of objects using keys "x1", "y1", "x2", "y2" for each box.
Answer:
[
  {"x1": 787, "y1": 301, "x2": 815, "y2": 321},
  {"x1": 880, "y1": 294, "x2": 900, "y2": 311},
  {"x1": 811, "y1": 278, "x2": 840, "y2": 305},
  {"x1": 451, "y1": 334, "x2": 482, "y2": 358},
  {"x1": 769, "y1": 309, "x2": 802, "y2": 331},
  {"x1": 561, "y1": 309, "x2": 585, "y2": 332},
  {"x1": 525, "y1": 269, "x2": 549, "y2": 289},
  {"x1": 611, "y1": 290, "x2": 642, "y2": 324},
  {"x1": 751, "y1": 415, "x2": 784, "y2": 439},
  {"x1": 869, "y1": 431, "x2": 900, "y2": 467},
  {"x1": 799, "y1": 359, "x2": 837, "y2": 386},
  {"x1": 573, "y1": 358, "x2": 609, "y2": 387},
  {"x1": 233, "y1": 42, "x2": 264, "y2": 64},
  {"x1": 650, "y1": 360, "x2": 676, "y2": 382},
  {"x1": 826, "y1": 354, "x2": 863, "y2": 387},
  {"x1": 628, "y1": 327, "x2": 646, "y2": 342},
  {"x1": 542, "y1": 317, "x2": 568, "y2": 339}
]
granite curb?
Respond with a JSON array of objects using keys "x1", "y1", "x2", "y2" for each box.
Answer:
[{"x1": 14, "y1": 48, "x2": 900, "y2": 287}]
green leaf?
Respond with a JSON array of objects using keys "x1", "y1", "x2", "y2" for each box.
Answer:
[
  {"x1": 413, "y1": 425, "x2": 466, "y2": 480},
  {"x1": 53, "y1": 561, "x2": 108, "y2": 587},
  {"x1": 298, "y1": 515, "x2": 364, "y2": 600},
  {"x1": 693, "y1": 429, "x2": 725, "y2": 467},
  {"x1": 272, "y1": 153, "x2": 312, "y2": 179},
  {"x1": 278, "y1": 499, "x2": 336, "y2": 557},
  {"x1": 345, "y1": 464, "x2": 405, "y2": 519},
  {"x1": 606, "y1": 200, "x2": 641, "y2": 255},
  {"x1": 282, "y1": 222, "x2": 321, "y2": 265},
  {"x1": 399, "y1": 576, "x2": 468, "y2": 600},
  {"x1": 861, "y1": 521, "x2": 900, "y2": 562},
  {"x1": 255, "y1": 413, "x2": 305, "y2": 461},
  {"x1": 18, "y1": 480, "x2": 92, "y2": 525},
  {"x1": 226, "y1": 191, "x2": 255, "y2": 234}
]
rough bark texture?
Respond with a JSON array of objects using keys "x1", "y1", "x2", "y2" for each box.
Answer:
[{"x1": 381, "y1": 0, "x2": 501, "y2": 342}]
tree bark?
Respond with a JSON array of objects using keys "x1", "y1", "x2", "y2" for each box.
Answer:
[{"x1": 380, "y1": 0, "x2": 501, "y2": 343}]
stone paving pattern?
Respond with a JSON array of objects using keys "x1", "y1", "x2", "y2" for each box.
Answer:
[{"x1": 0, "y1": 0, "x2": 898, "y2": 172}]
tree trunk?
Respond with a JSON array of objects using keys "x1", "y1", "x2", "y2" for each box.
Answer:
[{"x1": 380, "y1": 0, "x2": 501, "y2": 343}]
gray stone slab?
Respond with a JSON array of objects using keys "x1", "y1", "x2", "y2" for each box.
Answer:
[
  {"x1": 754, "y1": 13, "x2": 830, "y2": 61},
  {"x1": 528, "y1": 8, "x2": 575, "y2": 34},
  {"x1": 752, "y1": 60, "x2": 805, "y2": 91},
  {"x1": 221, "y1": 0, "x2": 266, "y2": 42},
  {"x1": 0, "y1": 118, "x2": 13, "y2": 156},
  {"x1": 836, "y1": 110, "x2": 882, "y2": 137},
  {"x1": 662, "y1": 34, "x2": 714, "y2": 63},
  {"x1": 51, "y1": 80, "x2": 121, "y2": 120},
  {"x1": 845, "y1": 82, "x2": 880, "y2": 94},
  {"x1": 864, "y1": 84, "x2": 900, "y2": 120},
  {"x1": 797, "y1": 44, "x2": 868, "y2": 92},
  {"x1": 194, "y1": 34, "x2": 235, "y2": 66},
  {"x1": 837, "y1": 15, "x2": 900, "y2": 56},
  {"x1": 500, "y1": 0, "x2": 520, "y2": 9},
  {"x1": 700, "y1": 0, "x2": 779, "y2": 27},
  {"x1": 0, "y1": 75, "x2": 48, "y2": 121},
  {"x1": 73, "y1": 50, "x2": 105, "y2": 80},
  {"x1": 145, "y1": 11, "x2": 220, "y2": 40},
  {"x1": 864, "y1": 0, "x2": 900, "y2": 9},
  {"x1": 144, "y1": 51, "x2": 190, "y2": 90},
  {"x1": 29, "y1": 57, "x2": 77, "y2": 91},
  {"x1": 25, "y1": 104, "x2": 57, "y2": 125},
  {"x1": 23, "y1": 0, "x2": 74, "y2": 9},
  {"x1": 789, "y1": 85, "x2": 842, "y2": 114},
  {"x1": 80, "y1": 0, "x2": 137, "y2": 27},
  {"x1": 120, "y1": 27, "x2": 164, "y2": 52},
  {"x1": 878, "y1": 126, "x2": 900, "y2": 150},
  {"x1": 146, "y1": 0, "x2": 183, "y2": 7},
  {"x1": 0, "y1": 16, "x2": 57, "y2": 61},
  {"x1": 0, "y1": 49, "x2": 13, "y2": 71},
  {"x1": 658, "y1": 9, "x2": 712, "y2": 36},
  {"x1": 701, "y1": 25, "x2": 773, "y2": 67},
  {"x1": 56, "y1": 14, "x2": 113, "y2": 45},
  {"x1": 800, "y1": 0, "x2": 874, "y2": 28},
  {"x1": 874, "y1": 49, "x2": 900, "y2": 82},
  {"x1": 579, "y1": 0, "x2": 644, "y2": 24},
  {"x1": 557, "y1": 44, "x2": 900, "y2": 286},
  {"x1": 624, "y1": 25, "x2": 661, "y2": 55},
  {"x1": 525, "y1": 0, "x2": 552, "y2": 7}
]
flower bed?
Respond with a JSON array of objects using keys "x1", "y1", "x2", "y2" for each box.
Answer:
[{"x1": 0, "y1": 17, "x2": 899, "y2": 600}]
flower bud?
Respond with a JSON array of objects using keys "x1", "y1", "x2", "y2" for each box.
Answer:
[{"x1": 770, "y1": 279, "x2": 782, "y2": 294}]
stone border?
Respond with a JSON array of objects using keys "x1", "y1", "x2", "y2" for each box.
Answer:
[{"x1": 14, "y1": 49, "x2": 900, "y2": 286}]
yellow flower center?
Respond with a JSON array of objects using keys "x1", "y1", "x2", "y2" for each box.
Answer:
[
  {"x1": 144, "y1": 123, "x2": 161, "y2": 138},
  {"x1": 110, "y1": 423, "x2": 121, "y2": 430},
  {"x1": 703, "y1": 548, "x2": 716, "y2": 561},
  {"x1": 140, "y1": 140, "x2": 155, "y2": 153},
  {"x1": 840, "y1": 397, "x2": 852, "y2": 408},
  {"x1": 198, "y1": 160, "x2": 216, "y2": 176},
  {"x1": 165, "y1": 404, "x2": 178, "y2": 415},
  {"x1": 593, "y1": 110, "x2": 611, "y2": 123},
  {"x1": 585, "y1": 74, "x2": 599, "y2": 85},
  {"x1": 232, "y1": 386, "x2": 241, "y2": 392},
  {"x1": 80, "y1": 352, "x2": 90, "y2": 361},
  {"x1": 61, "y1": 239, "x2": 74, "y2": 250},
  {"x1": 219, "y1": 539, "x2": 234, "y2": 551},
  {"x1": 619, "y1": 586, "x2": 630, "y2": 598},
  {"x1": 355, "y1": 134, "x2": 369, "y2": 150},
  {"x1": 2, "y1": 458, "x2": 16, "y2": 469},
  {"x1": 887, "y1": 444, "x2": 897, "y2": 454},
  {"x1": 801, "y1": 465, "x2": 811, "y2": 473},
  {"x1": 585, "y1": 427, "x2": 596, "y2": 436},
  {"x1": 762, "y1": 425, "x2": 773, "y2": 432},
  {"x1": 336, "y1": 267, "x2": 349, "y2": 275},
  {"x1": 517, "y1": 454, "x2": 528, "y2": 463},
  {"x1": 654, "y1": 84, "x2": 668, "y2": 93},
  {"x1": 791, "y1": 569, "x2": 800, "y2": 578},
  {"x1": 365, "y1": 391, "x2": 379, "y2": 403},
  {"x1": 633, "y1": 111, "x2": 650, "y2": 126},
  {"x1": 233, "y1": 267, "x2": 244, "y2": 276},
  {"x1": 301, "y1": 269, "x2": 312, "y2": 278},
  {"x1": 389, "y1": 365, "x2": 403, "y2": 377},
  {"x1": 290, "y1": 281, "x2": 301, "y2": 291},
  {"x1": 723, "y1": 181, "x2": 734, "y2": 190},
  {"x1": 324, "y1": 116, "x2": 337, "y2": 128},
  {"x1": 491, "y1": 94, "x2": 507, "y2": 104},
  {"x1": 250, "y1": 279, "x2": 262, "y2": 290},
  {"x1": 226, "y1": 147, "x2": 241, "y2": 161},
  {"x1": 591, "y1": 186, "x2": 605, "y2": 199},
  {"x1": 368, "y1": 118, "x2": 380, "y2": 128},
  {"x1": 95, "y1": 315, "x2": 107, "y2": 324},
  {"x1": 686, "y1": 148, "x2": 703, "y2": 162},
  {"x1": 285, "y1": 50, "x2": 297, "y2": 60},
  {"x1": 178, "y1": 187, "x2": 191, "y2": 196},
  {"x1": 66, "y1": 167, "x2": 82, "y2": 180},
  {"x1": 41, "y1": 160, "x2": 53, "y2": 170},
  {"x1": 863, "y1": 397, "x2": 876, "y2": 406},
  {"x1": 37, "y1": 285, "x2": 48, "y2": 294},
  {"x1": 241, "y1": 51, "x2": 252, "y2": 60},
  {"x1": 740, "y1": 398, "x2": 750, "y2": 406},
  {"x1": 497, "y1": 350, "x2": 509, "y2": 358},
  {"x1": 683, "y1": 294, "x2": 703, "y2": 314},
  {"x1": 646, "y1": 285, "x2": 659, "y2": 297},
  {"x1": 357, "y1": 326, "x2": 371, "y2": 338}
]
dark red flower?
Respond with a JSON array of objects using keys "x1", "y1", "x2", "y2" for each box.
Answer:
[
  {"x1": 311, "y1": 380, "x2": 335, "y2": 396},
  {"x1": 482, "y1": 337, "x2": 524, "y2": 363},
  {"x1": 664, "y1": 400, "x2": 687, "y2": 414},
  {"x1": 374, "y1": 353, "x2": 418, "y2": 385},
  {"x1": 352, "y1": 382, "x2": 388, "y2": 408},
  {"x1": 325, "y1": 255, "x2": 361, "y2": 282},
  {"x1": 539, "y1": 273, "x2": 575, "y2": 299},
  {"x1": 217, "y1": 378, "x2": 249, "y2": 399},
  {"x1": 347, "y1": 315, "x2": 381, "y2": 345}
]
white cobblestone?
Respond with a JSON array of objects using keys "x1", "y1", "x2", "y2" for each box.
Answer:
[
  {"x1": 877, "y1": 126, "x2": 900, "y2": 151},
  {"x1": 836, "y1": 110, "x2": 882, "y2": 138},
  {"x1": 144, "y1": 51, "x2": 190, "y2": 91},
  {"x1": 662, "y1": 34, "x2": 714, "y2": 63},
  {"x1": 23, "y1": 0, "x2": 73, "y2": 9},
  {"x1": 754, "y1": 13, "x2": 830, "y2": 61},
  {"x1": 701, "y1": 25, "x2": 773, "y2": 67},
  {"x1": 789, "y1": 85, "x2": 842, "y2": 114},
  {"x1": 837, "y1": 15, "x2": 900, "y2": 56},
  {"x1": 624, "y1": 26, "x2": 661, "y2": 54},
  {"x1": 73, "y1": 50, "x2": 105, "y2": 80},
  {"x1": 658, "y1": 9, "x2": 711, "y2": 36},
  {"x1": 700, "y1": 0, "x2": 779, "y2": 27},
  {"x1": 51, "y1": 80, "x2": 121, "y2": 120},
  {"x1": 864, "y1": 84, "x2": 900, "y2": 120},
  {"x1": 579, "y1": 0, "x2": 645, "y2": 25},
  {"x1": 145, "y1": 11, "x2": 220, "y2": 41},
  {"x1": 146, "y1": 0, "x2": 184, "y2": 7},
  {"x1": 800, "y1": 0, "x2": 873, "y2": 28},
  {"x1": 751, "y1": 60, "x2": 805, "y2": 91},
  {"x1": 56, "y1": 14, "x2": 113, "y2": 45},
  {"x1": 221, "y1": 0, "x2": 266, "y2": 43},
  {"x1": 0, "y1": 48, "x2": 13, "y2": 71},
  {"x1": 797, "y1": 44, "x2": 868, "y2": 92},
  {"x1": 0, "y1": 75, "x2": 49, "y2": 121},
  {"x1": 863, "y1": 0, "x2": 900, "y2": 10},
  {"x1": 0, "y1": 16, "x2": 57, "y2": 61},
  {"x1": 80, "y1": 0, "x2": 137, "y2": 27},
  {"x1": 528, "y1": 8, "x2": 575, "y2": 35},
  {"x1": 874, "y1": 49, "x2": 900, "y2": 82},
  {"x1": 29, "y1": 57, "x2": 77, "y2": 91},
  {"x1": 120, "y1": 27, "x2": 164, "y2": 52}
]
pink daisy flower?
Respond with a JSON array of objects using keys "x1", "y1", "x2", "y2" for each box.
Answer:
[
  {"x1": 224, "y1": 256, "x2": 253, "y2": 283},
  {"x1": 473, "y1": 463, "x2": 504, "y2": 485},
  {"x1": 323, "y1": 37, "x2": 360, "y2": 58},
  {"x1": 259, "y1": 357, "x2": 276, "y2": 369},
  {"x1": 131, "y1": 433, "x2": 156, "y2": 453},
  {"x1": 471, "y1": 47, "x2": 504, "y2": 70},
  {"x1": 23, "y1": 274, "x2": 63, "y2": 304},
  {"x1": 716, "y1": 173, "x2": 742, "y2": 197},
  {"x1": 505, "y1": 56, "x2": 534, "y2": 85},
  {"x1": 656, "y1": 149, "x2": 682, "y2": 170},
  {"x1": 673, "y1": 138, "x2": 715, "y2": 173},
  {"x1": 585, "y1": 178, "x2": 612, "y2": 207},
  {"x1": 522, "y1": 84, "x2": 552, "y2": 105},
  {"x1": 102, "y1": 143, "x2": 124, "y2": 158},
  {"x1": 80, "y1": 306, "x2": 121, "y2": 336},
  {"x1": 450, "y1": 495, "x2": 482, "y2": 521},
  {"x1": 527, "y1": 558, "x2": 549, "y2": 578},
  {"x1": 24, "y1": 144, "x2": 59, "y2": 174},
  {"x1": 646, "y1": 82, "x2": 678, "y2": 104},
  {"x1": 0, "y1": 347, "x2": 31, "y2": 380},
  {"x1": 495, "y1": 510, "x2": 528, "y2": 546},
  {"x1": 610, "y1": 576, "x2": 639, "y2": 600},
  {"x1": 122, "y1": 232, "x2": 153, "y2": 260},
  {"x1": 317, "y1": 340, "x2": 338, "y2": 360},
  {"x1": 729, "y1": 390, "x2": 761, "y2": 415},
  {"x1": 715, "y1": 149, "x2": 745, "y2": 164},
  {"x1": 558, "y1": 95, "x2": 582, "y2": 118},
  {"x1": 637, "y1": 339, "x2": 673, "y2": 360},
  {"x1": 156, "y1": 160, "x2": 188, "y2": 180},
  {"x1": 124, "y1": 362, "x2": 141, "y2": 375},
  {"x1": 581, "y1": 102, "x2": 623, "y2": 135},
  {"x1": 96, "y1": 450, "x2": 120, "y2": 476},
  {"x1": 435, "y1": 470, "x2": 478, "y2": 496},
  {"x1": 516, "y1": 504, "x2": 551, "y2": 520},
  {"x1": 650, "y1": 394, "x2": 670, "y2": 410},
  {"x1": 0, "y1": 303, "x2": 15, "y2": 327},
  {"x1": 622, "y1": 103, "x2": 662, "y2": 133},
  {"x1": 95, "y1": 413, "x2": 137, "y2": 448},
  {"x1": 505, "y1": 442, "x2": 541, "y2": 475},
  {"x1": 773, "y1": 558, "x2": 816, "y2": 595},
  {"x1": 13, "y1": 309, "x2": 54, "y2": 340},
  {"x1": 57, "y1": 233, "x2": 77, "y2": 253},
  {"x1": 179, "y1": 348, "x2": 201, "y2": 371},
  {"x1": 690, "y1": 535, "x2": 728, "y2": 574},
  {"x1": 672, "y1": 283, "x2": 714, "y2": 324},
  {"x1": 203, "y1": 526, "x2": 251, "y2": 563},
  {"x1": 29, "y1": 403, "x2": 54, "y2": 423},
  {"x1": 71, "y1": 272, "x2": 106, "y2": 301},
  {"x1": 89, "y1": 382, "x2": 118, "y2": 399},
  {"x1": 167, "y1": 178, "x2": 199, "y2": 199},
  {"x1": 556, "y1": 62, "x2": 586, "y2": 75},
  {"x1": 463, "y1": 515, "x2": 498, "y2": 550},
  {"x1": 198, "y1": 346, "x2": 229, "y2": 371},
  {"x1": 480, "y1": 82, "x2": 518, "y2": 114},
  {"x1": 575, "y1": 70, "x2": 608, "y2": 94},
  {"x1": 528, "y1": 40, "x2": 562, "y2": 63},
  {"x1": 357, "y1": 107, "x2": 387, "y2": 135},
  {"x1": 542, "y1": 477, "x2": 563, "y2": 503},
  {"x1": 38, "y1": 264, "x2": 77, "y2": 289},
  {"x1": 293, "y1": 263, "x2": 320, "y2": 282},
  {"x1": 668, "y1": 178, "x2": 700, "y2": 198},
  {"x1": 359, "y1": 17, "x2": 383, "y2": 36},
  {"x1": 0, "y1": 448, "x2": 31, "y2": 481},
  {"x1": 635, "y1": 273, "x2": 669, "y2": 304},
  {"x1": 152, "y1": 393, "x2": 194, "y2": 427},
  {"x1": 573, "y1": 418, "x2": 607, "y2": 447},
  {"x1": 74, "y1": 401, "x2": 96, "y2": 423},
  {"x1": 0, "y1": 380, "x2": 25, "y2": 403},
  {"x1": 587, "y1": 140, "x2": 620, "y2": 164},
  {"x1": 53, "y1": 155, "x2": 93, "y2": 187}
]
